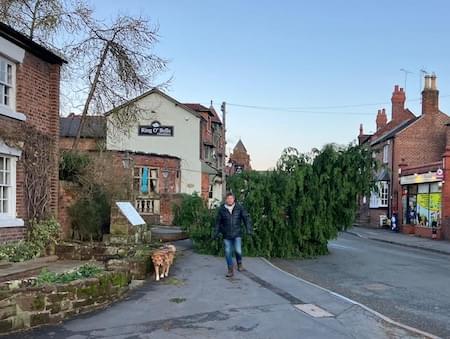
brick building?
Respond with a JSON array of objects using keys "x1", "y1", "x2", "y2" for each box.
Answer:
[
  {"x1": 357, "y1": 74, "x2": 450, "y2": 239},
  {"x1": 0, "y1": 23, "x2": 65, "y2": 242},
  {"x1": 59, "y1": 114, "x2": 181, "y2": 227},
  {"x1": 228, "y1": 139, "x2": 252, "y2": 175},
  {"x1": 184, "y1": 103, "x2": 224, "y2": 205},
  {"x1": 60, "y1": 114, "x2": 106, "y2": 151}
]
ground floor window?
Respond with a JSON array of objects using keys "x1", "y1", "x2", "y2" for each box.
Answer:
[
  {"x1": 402, "y1": 182, "x2": 441, "y2": 227},
  {"x1": 369, "y1": 181, "x2": 389, "y2": 208},
  {"x1": 0, "y1": 154, "x2": 17, "y2": 220},
  {"x1": 133, "y1": 166, "x2": 160, "y2": 215}
]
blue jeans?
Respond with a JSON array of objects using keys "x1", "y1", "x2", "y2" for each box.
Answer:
[{"x1": 224, "y1": 237, "x2": 242, "y2": 267}]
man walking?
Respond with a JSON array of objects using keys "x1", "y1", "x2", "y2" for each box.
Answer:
[{"x1": 214, "y1": 193, "x2": 253, "y2": 277}]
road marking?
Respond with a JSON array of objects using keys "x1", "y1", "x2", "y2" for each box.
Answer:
[
  {"x1": 260, "y1": 258, "x2": 440, "y2": 339},
  {"x1": 294, "y1": 304, "x2": 334, "y2": 318}
]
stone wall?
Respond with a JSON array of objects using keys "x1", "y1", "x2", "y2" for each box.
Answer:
[{"x1": 0, "y1": 270, "x2": 130, "y2": 334}]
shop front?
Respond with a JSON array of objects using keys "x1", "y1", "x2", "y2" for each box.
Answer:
[{"x1": 400, "y1": 171, "x2": 443, "y2": 239}]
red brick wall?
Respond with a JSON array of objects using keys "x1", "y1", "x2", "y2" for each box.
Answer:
[
  {"x1": 0, "y1": 227, "x2": 27, "y2": 243},
  {"x1": 57, "y1": 181, "x2": 80, "y2": 240},
  {"x1": 0, "y1": 51, "x2": 61, "y2": 242},
  {"x1": 59, "y1": 137, "x2": 99, "y2": 152},
  {"x1": 110, "y1": 151, "x2": 181, "y2": 225},
  {"x1": 201, "y1": 173, "x2": 210, "y2": 200}
]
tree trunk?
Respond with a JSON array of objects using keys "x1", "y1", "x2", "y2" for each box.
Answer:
[{"x1": 72, "y1": 41, "x2": 110, "y2": 150}]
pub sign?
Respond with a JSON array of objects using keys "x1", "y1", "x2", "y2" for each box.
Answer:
[{"x1": 138, "y1": 121, "x2": 174, "y2": 137}]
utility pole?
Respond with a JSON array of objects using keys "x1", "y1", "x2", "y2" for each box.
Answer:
[{"x1": 221, "y1": 101, "x2": 227, "y2": 199}]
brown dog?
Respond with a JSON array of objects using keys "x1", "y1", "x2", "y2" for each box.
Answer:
[{"x1": 151, "y1": 244, "x2": 176, "y2": 281}]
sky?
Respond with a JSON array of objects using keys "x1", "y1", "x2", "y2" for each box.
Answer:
[{"x1": 90, "y1": 0, "x2": 450, "y2": 169}]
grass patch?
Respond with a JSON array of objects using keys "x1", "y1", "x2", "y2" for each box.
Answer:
[{"x1": 169, "y1": 297, "x2": 186, "y2": 304}]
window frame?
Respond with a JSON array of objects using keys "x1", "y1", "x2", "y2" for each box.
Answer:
[
  {"x1": 0, "y1": 154, "x2": 17, "y2": 221},
  {"x1": 0, "y1": 56, "x2": 15, "y2": 110},
  {"x1": 379, "y1": 181, "x2": 389, "y2": 207},
  {"x1": 369, "y1": 181, "x2": 389, "y2": 208},
  {"x1": 382, "y1": 144, "x2": 389, "y2": 164},
  {"x1": 133, "y1": 166, "x2": 159, "y2": 195}
]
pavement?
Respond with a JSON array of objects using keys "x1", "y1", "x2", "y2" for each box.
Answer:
[
  {"x1": 7, "y1": 244, "x2": 429, "y2": 339},
  {"x1": 347, "y1": 226, "x2": 450, "y2": 255},
  {"x1": 272, "y1": 233, "x2": 450, "y2": 338}
]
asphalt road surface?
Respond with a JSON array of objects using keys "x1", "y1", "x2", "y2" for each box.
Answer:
[{"x1": 271, "y1": 232, "x2": 450, "y2": 338}]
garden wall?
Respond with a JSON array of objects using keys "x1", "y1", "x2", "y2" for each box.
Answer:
[
  {"x1": 0, "y1": 270, "x2": 130, "y2": 334},
  {"x1": 58, "y1": 181, "x2": 81, "y2": 239}
]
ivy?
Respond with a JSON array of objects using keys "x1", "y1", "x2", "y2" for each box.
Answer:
[{"x1": 175, "y1": 144, "x2": 376, "y2": 258}]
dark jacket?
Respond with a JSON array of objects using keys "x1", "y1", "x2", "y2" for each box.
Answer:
[{"x1": 214, "y1": 203, "x2": 253, "y2": 240}]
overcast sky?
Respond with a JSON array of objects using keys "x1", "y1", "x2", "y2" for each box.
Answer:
[{"x1": 91, "y1": 0, "x2": 450, "y2": 169}]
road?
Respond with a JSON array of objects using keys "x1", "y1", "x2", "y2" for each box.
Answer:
[
  {"x1": 6, "y1": 247, "x2": 422, "y2": 339},
  {"x1": 271, "y1": 232, "x2": 450, "y2": 338}
]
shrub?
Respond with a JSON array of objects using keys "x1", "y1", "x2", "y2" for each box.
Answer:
[
  {"x1": 175, "y1": 144, "x2": 376, "y2": 258},
  {"x1": 173, "y1": 194, "x2": 220, "y2": 254},
  {"x1": 69, "y1": 185, "x2": 111, "y2": 241},
  {"x1": 36, "y1": 263, "x2": 104, "y2": 285},
  {"x1": 27, "y1": 218, "x2": 60, "y2": 251},
  {"x1": 59, "y1": 151, "x2": 90, "y2": 182},
  {"x1": 0, "y1": 218, "x2": 61, "y2": 262}
]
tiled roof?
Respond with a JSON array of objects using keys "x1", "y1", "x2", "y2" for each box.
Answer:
[
  {"x1": 370, "y1": 118, "x2": 417, "y2": 146},
  {"x1": 183, "y1": 103, "x2": 222, "y2": 124},
  {"x1": 60, "y1": 114, "x2": 106, "y2": 138}
]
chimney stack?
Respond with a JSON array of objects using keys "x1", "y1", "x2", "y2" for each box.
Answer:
[
  {"x1": 359, "y1": 123, "x2": 363, "y2": 136},
  {"x1": 376, "y1": 108, "x2": 387, "y2": 130},
  {"x1": 391, "y1": 85, "x2": 406, "y2": 121},
  {"x1": 422, "y1": 73, "x2": 439, "y2": 115}
]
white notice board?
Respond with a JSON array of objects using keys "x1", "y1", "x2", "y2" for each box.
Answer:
[{"x1": 116, "y1": 202, "x2": 146, "y2": 226}]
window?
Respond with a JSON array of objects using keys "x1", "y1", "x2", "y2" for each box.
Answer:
[
  {"x1": 404, "y1": 182, "x2": 442, "y2": 227},
  {"x1": 208, "y1": 184, "x2": 214, "y2": 199},
  {"x1": 133, "y1": 167, "x2": 159, "y2": 194},
  {"x1": 369, "y1": 181, "x2": 389, "y2": 208},
  {"x1": 379, "y1": 181, "x2": 389, "y2": 207},
  {"x1": 0, "y1": 58, "x2": 14, "y2": 108},
  {"x1": 204, "y1": 146, "x2": 214, "y2": 162},
  {"x1": 0, "y1": 156, "x2": 11, "y2": 215},
  {"x1": 133, "y1": 166, "x2": 160, "y2": 215},
  {"x1": 383, "y1": 144, "x2": 389, "y2": 164}
]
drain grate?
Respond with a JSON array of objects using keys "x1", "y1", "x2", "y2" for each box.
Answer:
[{"x1": 294, "y1": 304, "x2": 334, "y2": 318}]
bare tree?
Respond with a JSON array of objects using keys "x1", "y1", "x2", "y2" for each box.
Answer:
[
  {"x1": 0, "y1": 0, "x2": 90, "y2": 48},
  {"x1": 69, "y1": 14, "x2": 168, "y2": 149}
]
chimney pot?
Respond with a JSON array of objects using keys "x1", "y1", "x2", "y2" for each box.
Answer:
[
  {"x1": 394, "y1": 85, "x2": 399, "y2": 92},
  {"x1": 422, "y1": 73, "x2": 439, "y2": 114}
]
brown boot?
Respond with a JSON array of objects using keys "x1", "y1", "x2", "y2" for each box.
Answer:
[
  {"x1": 237, "y1": 263, "x2": 245, "y2": 272},
  {"x1": 226, "y1": 266, "x2": 234, "y2": 278}
]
